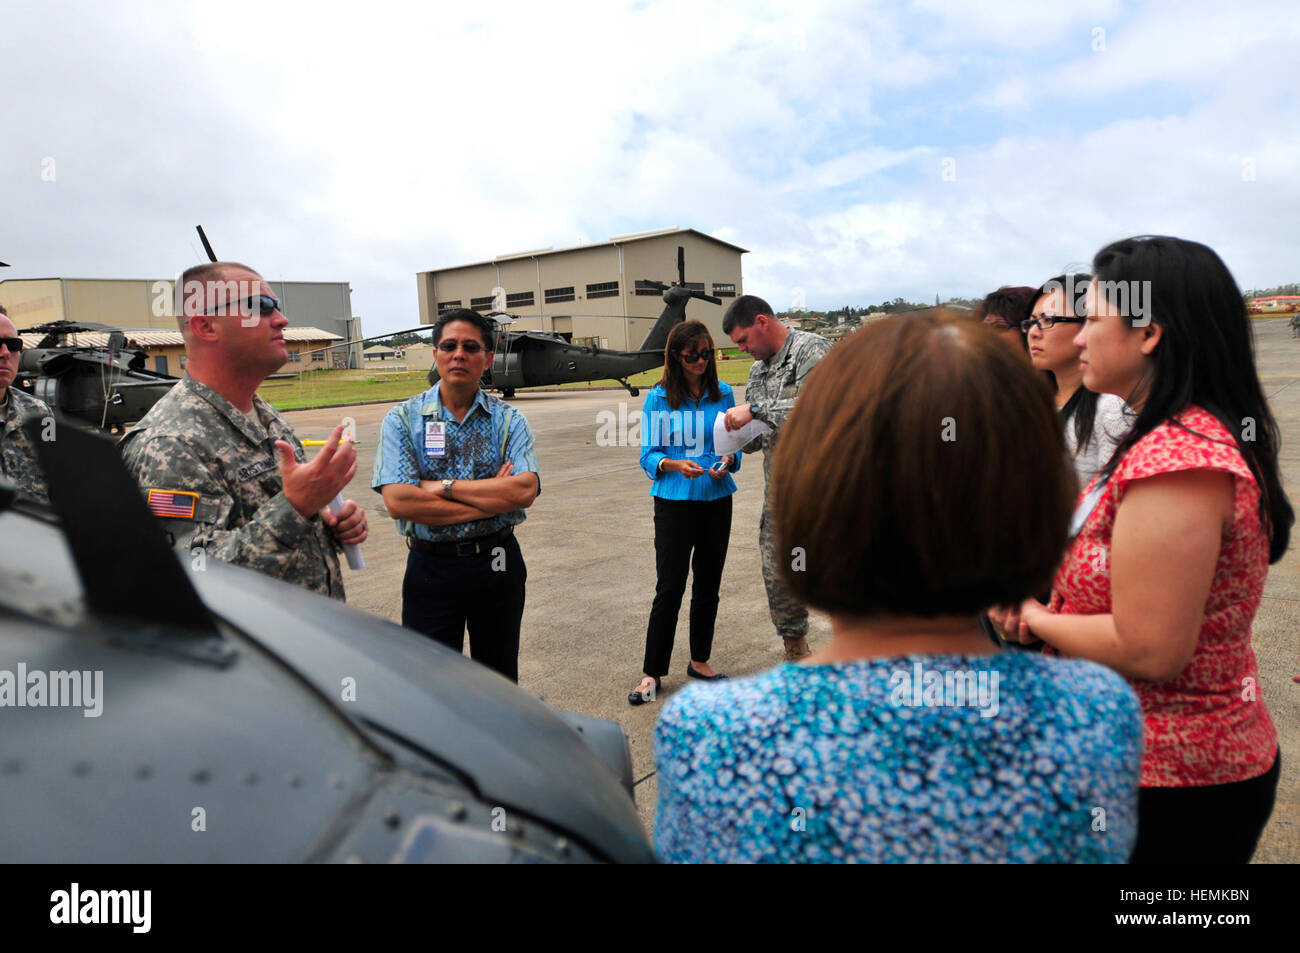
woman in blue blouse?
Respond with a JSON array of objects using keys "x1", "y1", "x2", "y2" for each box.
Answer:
[
  {"x1": 653, "y1": 310, "x2": 1143, "y2": 862},
  {"x1": 630, "y1": 321, "x2": 741, "y2": 705}
]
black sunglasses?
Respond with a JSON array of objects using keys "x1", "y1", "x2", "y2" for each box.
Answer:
[
  {"x1": 0, "y1": 336, "x2": 22, "y2": 353},
  {"x1": 436, "y1": 339, "x2": 485, "y2": 354},
  {"x1": 1021, "y1": 314, "x2": 1085, "y2": 333},
  {"x1": 205, "y1": 294, "x2": 283, "y2": 317},
  {"x1": 680, "y1": 347, "x2": 714, "y2": 362}
]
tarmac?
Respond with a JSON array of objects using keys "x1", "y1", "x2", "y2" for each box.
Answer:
[{"x1": 284, "y1": 318, "x2": 1298, "y2": 862}]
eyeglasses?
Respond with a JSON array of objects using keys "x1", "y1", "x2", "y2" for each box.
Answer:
[
  {"x1": 680, "y1": 347, "x2": 714, "y2": 363},
  {"x1": 204, "y1": 294, "x2": 283, "y2": 317},
  {"x1": 1021, "y1": 314, "x2": 1085, "y2": 333},
  {"x1": 436, "y1": 339, "x2": 485, "y2": 354},
  {"x1": 0, "y1": 336, "x2": 22, "y2": 353}
]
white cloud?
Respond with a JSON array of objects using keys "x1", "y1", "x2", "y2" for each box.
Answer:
[{"x1": 2, "y1": 0, "x2": 1298, "y2": 331}]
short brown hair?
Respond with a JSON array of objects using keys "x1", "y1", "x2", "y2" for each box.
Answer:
[
  {"x1": 174, "y1": 261, "x2": 259, "y2": 331},
  {"x1": 974, "y1": 285, "x2": 1035, "y2": 334},
  {"x1": 773, "y1": 308, "x2": 1075, "y2": 617}
]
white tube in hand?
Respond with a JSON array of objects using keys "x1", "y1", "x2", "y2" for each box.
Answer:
[
  {"x1": 332, "y1": 415, "x2": 364, "y2": 570},
  {"x1": 329, "y1": 492, "x2": 365, "y2": 570}
]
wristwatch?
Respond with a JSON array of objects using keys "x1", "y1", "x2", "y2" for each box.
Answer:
[{"x1": 441, "y1": 478, "x2": 456, "y2": 497}]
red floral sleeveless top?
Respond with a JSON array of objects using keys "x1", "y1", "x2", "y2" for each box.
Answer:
[{"x1": 1049, "y1": 406, "x2": 1278, "y2": 787}]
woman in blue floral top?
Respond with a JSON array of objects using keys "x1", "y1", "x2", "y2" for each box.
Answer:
[{"x1": 653, "y1": 310, "x2": 1143, "y2": 863}]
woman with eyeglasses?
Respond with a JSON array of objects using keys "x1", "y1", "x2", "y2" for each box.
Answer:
[
  {"x1": 1024, "y1": 274, "x2": 1131, "y2": 489},
  {"x1": 993, "y1": 236, "x2": 1291, "y2": 863},
  {"x1": 630, "y1": 321, "x2": 740, "y2": 705}
]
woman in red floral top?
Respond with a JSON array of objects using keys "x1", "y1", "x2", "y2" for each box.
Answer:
[{"x1": 991, "y1": 236, "x2": 1290, "y2": 863}]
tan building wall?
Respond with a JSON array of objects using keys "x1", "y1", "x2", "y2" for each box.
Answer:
[
  {"x1": 417, "y1": 229, "x2": 744, "y2": 350},
  {"x1": 403, "y1": 343, "x2": 435, "y2": 370},
  {"x1": 0, "y1": 277, "x2": 363, "y2": 366},
  {"x1": 17, "y1": 332, "x2": 343, "y2": 376},
  {"x1": 0, "y1": 278, "x2": 66, "y2": 326},
  {"x1": 129, "y1": 340, "x2": 344, "y2": 375}
]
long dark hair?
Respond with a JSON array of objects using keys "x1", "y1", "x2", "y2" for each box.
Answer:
[
  {"x1": 659, "y1": 320, "x2": 721, "y2": 409},
  {"x1": 1094, "y1": 236, "x2": 1292, "y2": 563},
  {"x1": 1034, "y1": 273, "x2": 1100, "y2": 452}
]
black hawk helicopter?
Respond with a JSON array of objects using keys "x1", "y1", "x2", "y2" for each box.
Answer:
[
  {"x1": 429, "y1": 246, "x2": 722, "y2": 398},
  {"x1": 0, "y1": 414, "x2": 653, "y2": 863},
  {"x1": 14, "y1": 321, "x2": 179, "y2": 433}
]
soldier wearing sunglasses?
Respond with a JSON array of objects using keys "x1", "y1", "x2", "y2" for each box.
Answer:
[
  {"x1": 0, "y1": 305, "x2": 53, "y2": 504},
  {"x1": 120, "y1": 262, "x2": 367, "y2": 600}
]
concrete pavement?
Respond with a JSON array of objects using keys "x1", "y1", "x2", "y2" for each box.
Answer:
[{"x1": 285, "y1": 318, "x2": 1297, "y2": 862}]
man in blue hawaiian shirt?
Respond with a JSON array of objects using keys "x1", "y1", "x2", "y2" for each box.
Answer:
[{"x1": 372, "y1": 309, "x2": 540, "y2": 682}]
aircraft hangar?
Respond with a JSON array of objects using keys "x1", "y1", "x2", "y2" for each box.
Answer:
[
  {"x1": 416, "y1": 228, "x2": 746, "y2": 351},
  {"x1": 0, "y1": 276, "x2": 365, "y2": 368}
]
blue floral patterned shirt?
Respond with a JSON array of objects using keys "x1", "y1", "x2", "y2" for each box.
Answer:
[
  {"x1": 653, "y1": 652, "x2": 1142, "y2": 863},
  {"x1": 371, "y1": 385, "x2": 539, "y2": 542}
]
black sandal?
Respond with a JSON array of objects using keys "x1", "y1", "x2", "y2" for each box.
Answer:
[{"x1": 627, "y1": 676, "x2": 661, "y2": 706}]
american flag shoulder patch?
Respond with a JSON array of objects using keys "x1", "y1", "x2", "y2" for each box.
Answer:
[{"x1": 146, "y1": 488, "x2": 200, "y2": 519}]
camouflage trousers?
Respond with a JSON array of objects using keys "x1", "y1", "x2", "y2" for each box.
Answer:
[{"x1": 758, "y1": 499, "x2": 808, "y2": 640}]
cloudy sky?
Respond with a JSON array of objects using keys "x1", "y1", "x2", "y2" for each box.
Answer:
[{"x1": 3, "y1": 0, "x2": 1298, "y2": 334}]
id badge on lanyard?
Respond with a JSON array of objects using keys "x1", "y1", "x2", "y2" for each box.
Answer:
[{"x1": 424, "y1": 420, "x2": 446, "y2": 459}]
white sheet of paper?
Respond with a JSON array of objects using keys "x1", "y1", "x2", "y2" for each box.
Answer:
[{"x1": 713, "y1": 412, "x2": 771, "y2": 456}]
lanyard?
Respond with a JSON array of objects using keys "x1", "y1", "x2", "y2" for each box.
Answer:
[{"x1": 1069, "y1": 476, "x2": 1109, "y2": 539}]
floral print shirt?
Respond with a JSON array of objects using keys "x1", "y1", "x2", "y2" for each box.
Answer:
[
  {"x1": 653, "y1": 652, "x2": 1141, "y2": 863},
  {"x1": 1050, "y1": 406, "x2": 1278, "y2": 787}
]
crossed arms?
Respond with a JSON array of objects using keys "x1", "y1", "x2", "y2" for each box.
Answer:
[{"x1": 380, "y1": 462, "x2": 539, "y2": 525}]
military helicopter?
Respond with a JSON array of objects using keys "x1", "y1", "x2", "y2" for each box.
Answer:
[
  {"x1": 428, "y1": 246, "x2": 722, "y2": 398},
  {"x1": 14, "y1": 320, "x2": 179, "y2": 433},
  {"x1": 0, "y1": 416, "x2": 654, "y2": 863}
]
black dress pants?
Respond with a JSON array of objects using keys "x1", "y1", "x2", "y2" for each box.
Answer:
[
  {"x1": 1130, "y1": 747, "x2": 1281, "y2": 863},
  {"x1": 401, "y1": 533, "x2": 526, "y2": 683},
  {"x1": 642, "y1": 495, "x2": 732, "y2": 677}
]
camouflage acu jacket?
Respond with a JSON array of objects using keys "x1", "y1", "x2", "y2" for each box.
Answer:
[
  {"x1": 742, "y1": 328, "x2": 832, "y2": 481},
  {"x1": 119, "y1": 375, "x2": 345, "y2": 600},
  {"x1": 0, "y1": 387, "x2": 53, "y2": 504}
]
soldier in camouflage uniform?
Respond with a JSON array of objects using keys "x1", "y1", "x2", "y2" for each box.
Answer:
[
  {"x1": 0, "y1": 307, "x2": 53, "y2": 504},
  {"x1": 722, "y1": 295, "x2": 831, "y2": 661},
  {"x1": 120, "y1": 263, "x2": 366, "y2": 600}
]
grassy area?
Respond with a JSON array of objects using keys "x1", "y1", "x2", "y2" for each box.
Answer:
[
  {"x1": 260, "y1": 357, "x2": 756, "y2": 410},
  {"x1": 260, "y1": 370, "x2": 432, "y2": 410},
  {"x1": 541, "y1": 355, "x2": 753, "y2": 391}
]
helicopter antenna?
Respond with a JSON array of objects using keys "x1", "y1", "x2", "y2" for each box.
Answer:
[{"x1": 196, "y1": 225, "x2": 218, "y2": 263}]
